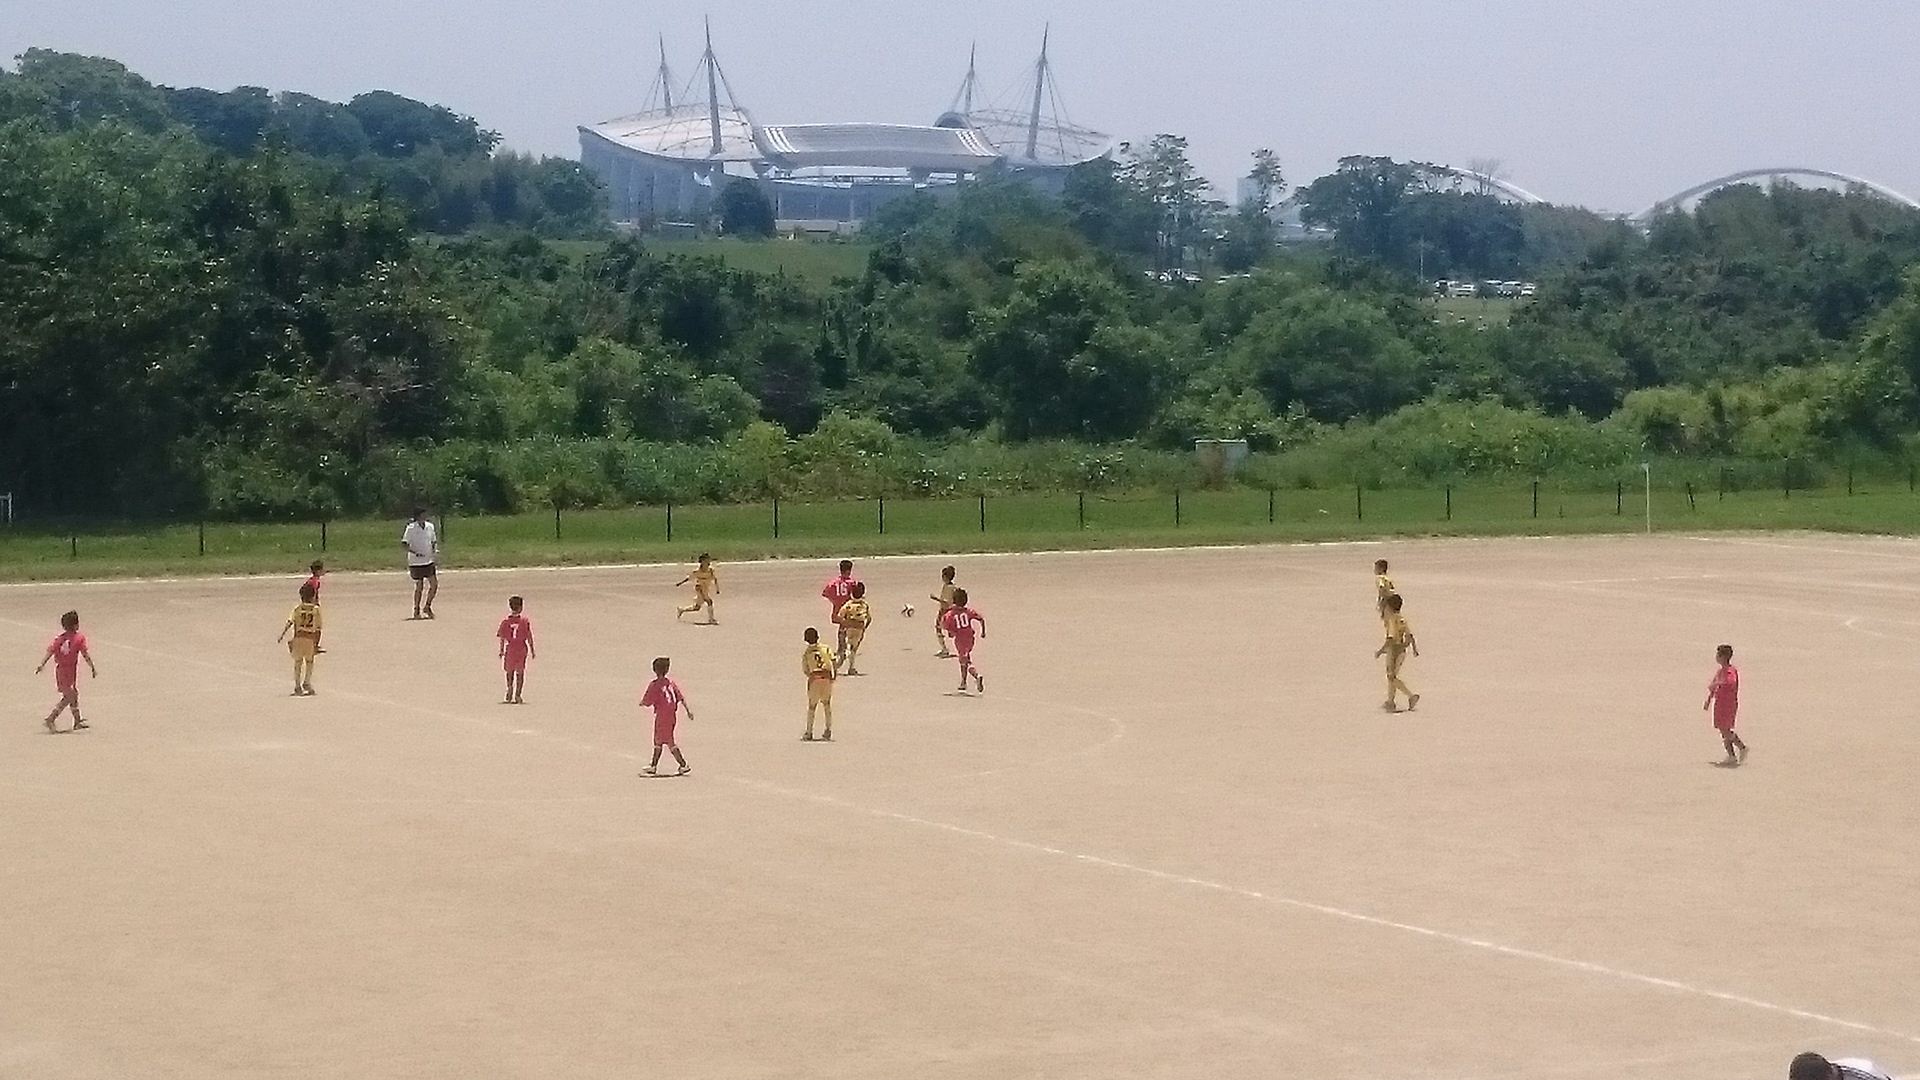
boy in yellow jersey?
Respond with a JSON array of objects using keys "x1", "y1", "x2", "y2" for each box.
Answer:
[
  {"x1": 801, "y1": 626, "x2": 836, "y2": 741},
  {"x1": 931, "y1": 565, "x2": 958, "y2": 657},
  {"x1": 836, "y1": 582, "x2": 873, "y2": 676},
  {"x1": 277, "y1": 582, "x2": 323, "y2": 696},
  {"x1": 1374, "y1": 593, "x2": 1419, "y2": 712},
  {"x1": 675, "y1": 553, "x2": 720, "y2": 624},
  {"x1": 1374, "y1": 559, "x2": 1396, "y2": 624}
]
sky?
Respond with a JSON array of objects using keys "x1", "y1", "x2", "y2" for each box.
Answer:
[{"x1": 5, "y1": 0, "x2": 1917, "y2": 214}]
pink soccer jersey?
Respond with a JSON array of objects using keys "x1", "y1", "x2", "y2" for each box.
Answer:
[{"x1": 822, "y1": 575, "x2": 857, "y2": 616}]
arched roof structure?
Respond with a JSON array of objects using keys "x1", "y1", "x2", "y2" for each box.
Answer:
[{"x1": 1635, "y1": 168, "x2": 1920, "y2": 223}]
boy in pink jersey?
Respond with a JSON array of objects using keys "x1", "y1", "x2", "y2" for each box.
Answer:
[
  {"x1": 36, "y1": 610, "x2": 97, "y2": 733},
  {"x1": 1704, "y1": 643, "x2": 1748, "y2": 767},
  {"x1": 939, "y1": 587, "x2": 986, "y2": 693},
  {"x1": 496, "y1": 595, "x2": 536, "y2": 704},
  {"x1": 639, "y1": 656, "x2": 692, "y2": 776},
  {"x1": 821, "y1": 559, "x2": 859, "y2": 669}
]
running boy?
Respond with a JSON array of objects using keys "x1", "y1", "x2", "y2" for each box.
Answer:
[
  {"x1": 1374, "y1": 559, "x2": 1395, "y2": 624},
  {"x1": 1704, "y1": 643, "x2": 1748, "y2": 766},
  {"x1": 801, "y1": 627, "x2": 836, "y2": 741},
  {"x1": 931, "y1": 565, "x2": 958, "y2": 657},
  {"x1": 304, "y1": 560, "x2": 327, "y2": 652},
  {"x1": 676, "y1": 553, "x2": 720, "y2": 624},
  {"x1": 836, "y1": 582, "x2": 873, "y2": 675},
  {"x1": 36, "y1": 610, "x2": 96, "y2": 732},
  {"x1": 639, "y1": 657, "x2": 692, "y2": 776},
  {"x1": 497, "y1": 595, "x2": 535, "y2": 704},
  {"x1": 1374, "y1": 593, "x2": 1419, "y2": 712},
  {"x1": 277, "y1": 583, "x2": 323, "y2": 696},
  {"x1": 821, "y1": 559, "x2": 859, "y2": 669},
  {"x1": 940, "y1": 587, "x2": 986, "y2": 693}
]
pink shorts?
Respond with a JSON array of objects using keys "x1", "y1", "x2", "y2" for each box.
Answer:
[
  {"x1": 1713, "y1": 710, "x2": 1737, "y2": 732},
  {"x1": 503, "y1": 651, "x2": 528, "y2": 674},
  {"x1": 55, "y1": 672, "x2": 78, "y2": 697},
  {"x1": 652, "y1": 714, "x2": 677, "y2": 746},
  {"x1": 951, "y1": 635, "x2": 975, "y2": 658}
]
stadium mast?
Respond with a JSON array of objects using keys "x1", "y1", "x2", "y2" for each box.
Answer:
[
  {"x1": 1025, "y1": 25, "x2": 1048, "y2": 160},
  {"x1": 704, "y1": 19, "x2": 723, "y2": 155}
]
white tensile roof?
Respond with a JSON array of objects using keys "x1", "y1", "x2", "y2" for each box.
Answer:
[
  {"x1": 755, "y1": 123, "x2": 1001, "y2": 171},
  {"x1": 580, "y1": 105, "x2": 762, "y2": 163}
]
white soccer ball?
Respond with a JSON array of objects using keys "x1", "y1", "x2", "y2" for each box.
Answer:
[{"x1": 901, "y1": 604, "x2": 915, "y2": 617}]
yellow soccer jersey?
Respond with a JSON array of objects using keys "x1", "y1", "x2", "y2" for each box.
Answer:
[
  {"x1": 838, "y1": 598, "x2": 872, "y2": 629},
  {"x1": 1376, "y1": 573, "x2": 1395, "y2": 605},
  {"x1": 288, "y1": 602, "x2": 323, "y2": 639},
  {"x1": 1383, "y1": 612, "x2": 1412, "y2": 650},
  {"x1": 802, "y1": 643, "x2": 836, "y2": 679},
  {"x1": 937, "y1": 583, "x2": 958, "y2": 607},
  {"x1": 690, "y1": 564, "x2": 718, "y2": 592}
]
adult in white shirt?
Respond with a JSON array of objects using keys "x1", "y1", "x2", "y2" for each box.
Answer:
[
  {"x1": 1790, "y1": 1052, "x2": 1896, "y2": 1080},
  {"x1": 401, "y1": 508, "x2": 439, "y2": 620}
]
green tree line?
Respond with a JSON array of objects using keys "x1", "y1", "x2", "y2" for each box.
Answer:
[{"x1": 4, "y1": 51, "x2": 1920, "y2": 519}]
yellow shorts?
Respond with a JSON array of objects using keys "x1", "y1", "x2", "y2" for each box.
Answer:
[
  {"x1": 808, "y1": 678, "x2": 834, "y2": 705},
  {"x1": 289, "y1": 637, "x2": 318, "y2": 660}
]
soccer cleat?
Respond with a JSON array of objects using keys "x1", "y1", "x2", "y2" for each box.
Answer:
[
  {"x1": 1381, "y1": 701, "x2": 1397, "y2": 712},
  {"x1": 43, "y1": 716, "x2": 57, "y2": 733},
  {"x1": 821, "y1": 731, "x2": 832, "y2": 741},
  {"x1": 1407, "y1": 694, "x2": 1420, "y2": 711},
  {"x1": 424, "y1": 606, "x2": 435, "y2": 620},
  {"x1": 676, "y1": 763, "x2": 692, "y2": 775},
  {"x1": 975, "y1": 674, "x2": 985, "y2": 693},
  {"x1": 71, "y1": 719, "x2": 89, "y2": 730},
  {"x1": 641, "y1": 766, "x2": 658, "y2": 776},
  {"x1": 1737, "y1": 744, "x2": 1749, "y2": 764},
  {"x1": 802, "y1": 732, "x2": 814, "y2": 741}
]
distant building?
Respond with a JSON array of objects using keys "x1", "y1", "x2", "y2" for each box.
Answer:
[{"x1": 579, "y1": 29, "x2": 1111, "y2": 227}]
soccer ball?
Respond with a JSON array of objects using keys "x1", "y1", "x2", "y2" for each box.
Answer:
[{"x1": 901, "y1": 604, "x2": 915, "y2": 617}]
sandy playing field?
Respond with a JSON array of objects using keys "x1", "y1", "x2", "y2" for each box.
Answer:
[{"x1": 3, "y1": 534, "x2": 1917, "y2": 1080}]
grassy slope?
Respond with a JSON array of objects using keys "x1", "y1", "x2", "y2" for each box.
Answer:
[
  {"x1": 550, "y1": 237, "x2": 872, "y2": 286},
  {"x1": 5, "y1": 484, "x2": 1918, "y2": 582}
]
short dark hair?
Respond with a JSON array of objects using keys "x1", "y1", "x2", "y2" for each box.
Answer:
[
  {"x1": 412, "y1": 507, "x2": 427, "y2": 519},
  {"x1": 299, "y1": 583, "x2": 317, "y2": 603},
  {"x1": 1375, "y1": 559, "x2": 1389, "y2": 572},
  {"x1": 60, "y1": 610, "x2": 79, "y2": 630},
  {"x1": 804, "y1": 627, "x2": 819, "y2": 643},
  {"x1": 698, "y1": 552, "x2": 710, "y2": 562},
  {"x1": 852, "y1": 582, "x2": 866, "y2": 597},
  {"x1": 652, "y1": 657, "x2": 670, "y2": 676},
  {"x1": 1788, "y1": 1052, "x2": 1834, "y2": 1080},
  {"x1": 839, "y1": 559, "x2": 853, "y2": 573},
  {"x1": 1717, "y1": 643, "x2": 1734, "y2": 660},
  {"x1": 942, "y1": 565, "x2": 955, "y2": 580},
  {"x1": 1387, "y1": 593, "x2": 1404, "y2": 612},
  {"x1": 508, "y1": 595, "x2": 523, "y2": 611},
  {"x1": 310, "y1": 560, "x2": 324, "y2": 573},
  {"x1": 951, "y1": 587, "x2": 968, "y2": 606}
]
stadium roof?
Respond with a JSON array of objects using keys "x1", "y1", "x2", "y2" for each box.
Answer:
[
  {"x1": 582, "y1": 104, "x2": 760, "y2": 163},
  {"x1": 755, "y1": 124, "x2": 1001, "y2": 171}
]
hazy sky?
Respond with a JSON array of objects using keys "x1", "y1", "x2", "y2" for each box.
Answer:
[{"x1": 6, "y1": 0, "x2": 1916, "y2": 213}]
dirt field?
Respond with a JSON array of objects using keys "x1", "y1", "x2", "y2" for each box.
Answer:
[{"x1": 3, "y1": 534, "x2": 1917, "y2": 1080}]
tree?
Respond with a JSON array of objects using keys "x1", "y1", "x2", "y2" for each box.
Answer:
[
  {"x1": 717, "y1": 178, "x2": 775, "y2": 237},
  {"x1": 1245, "y1": 148, "x2": 1287, "y2": 216},
  {"x1": 1118, "y1": 134, "x2": 1214, "y2": 269},
  {"x1": 1219, "y1": 149, "x2": 1287, "y2": 272},
  {"x1": 1297, "y1": 156, "x2": 1428, "y2": 265}
]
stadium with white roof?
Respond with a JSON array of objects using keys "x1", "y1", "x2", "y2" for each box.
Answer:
[{"x1": 579, "y1": 28, "x2": 1111, "y2": 226}]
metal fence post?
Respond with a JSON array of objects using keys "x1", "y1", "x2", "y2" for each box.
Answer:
[
  {"x1": 1686, "y1": 482, "x2": 1696, "y2": 510},
  {"x1": 320, "y1": 519, "x2": 328, "y2": 552},
  {"x1": 1445, "y1": 485, "x2": 1452, "y2": 521},
  {"x1": 666, "y1": 501, "x2": 673, "y2": 542},
  {"x1": 1355, "y1": 484, "x2": 1363, "y2": 521},
  {"x1": 1174, "y1": 489, "x2": 1181, "y2": 527},
  {"x1": 553, "y1": 503, "x2": 562, "y2": 541},
  {"x1": 1532, "y1": 480, "x2": 1539, "y2": 518},
  {"x1": 773, "y1": 497, "x2": 780, "y2": 539},
  {"x1": 878, "y1": 496, "x2": 885, "y2": 535},
  {"x1": 1079, "y1": 491, "x2": 1086, "y2": 530},
  {"x1": 70, "y1": 534, "x2": 77, "y2": 559},
  {"x1": 1616, "y1": 480, "x2": 1623, "y2": 515},
  {"x1": 979, "y1": 494, "x2": 986, "y2": 533},
  {"x1": 1268, "y1": 487, "x2": 1275, "y2": 524}
]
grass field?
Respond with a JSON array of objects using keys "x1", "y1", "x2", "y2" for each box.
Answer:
[
  {"x1": 4, "y1": 535, "x2": 1917, "y2": 1077},
  {"x1": 1432, "y1": 295, "x2": 1522, "y2": 325},
  {"x1": 7, "y1": 481, "x2": 1920, "y2": 582}
]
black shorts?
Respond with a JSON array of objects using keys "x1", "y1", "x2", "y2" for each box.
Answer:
[{"x1": 409, "y1": 563, "x2": 437, "y2": 581}]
